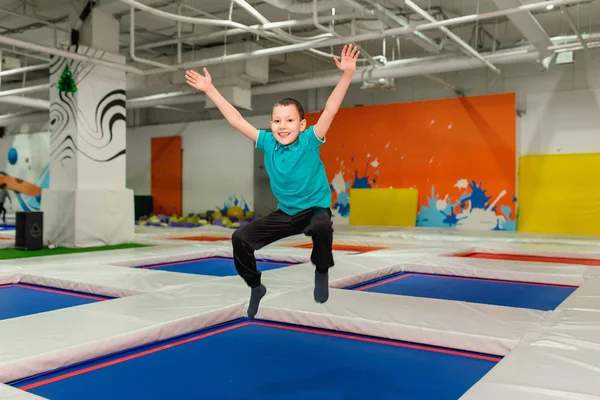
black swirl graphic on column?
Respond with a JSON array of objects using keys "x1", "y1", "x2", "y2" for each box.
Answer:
[{"x1": 50, "y1": 89, "x2": 126, "y2": 163}]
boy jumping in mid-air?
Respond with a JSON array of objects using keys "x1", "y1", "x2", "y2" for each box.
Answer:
[{"x1": 186, "y1": 44, "x2": 359, "y2": 318}]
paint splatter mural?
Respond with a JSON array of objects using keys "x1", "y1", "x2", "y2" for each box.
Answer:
[
  {"x1": 217, "y1": 195, "x2": 251, "y2": 215},
  {"x1": 417, "y1": 182, "x2": 517, "y2": 230},
  {"x1": 0, "y1": 132, "x2": 50, "y2": 213},
  {"x1": 307, "y1": 93, "x2": 517, "y2": 231}
]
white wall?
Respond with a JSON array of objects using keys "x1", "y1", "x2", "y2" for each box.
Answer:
[
  {"x1": 127, "y1": 115, "x2": 269, "y2": 214},
  {"x1": 522, "y1": 88, "x2": 600, "y2": 156}
]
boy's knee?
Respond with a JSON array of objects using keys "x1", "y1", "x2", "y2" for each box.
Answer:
[
  {"x1": 232, "y1": 227, "x2": 247, "y2": 245},
  {"x1": 308, "y1": 219, "x2": 333, "y2": 238}
]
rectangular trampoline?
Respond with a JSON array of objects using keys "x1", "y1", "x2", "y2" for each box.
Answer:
[
  {"x1": 346, "y1": 272, "x2": 577, "y2": 311},
  {"x1": 137, "y1": 256, "x2": 295, "y2": 276},
  {"x1": 0, "y1": 283, "x2": 109, "y2": 321},
  {"x1": 456, "y1": 251, "x2": 600, "y2": 266},
  {"x1": 10, "y1": 319, "x2": 500, "y2": 400}
]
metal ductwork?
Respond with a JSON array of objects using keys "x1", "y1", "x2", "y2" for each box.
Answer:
[
  {"x1": 0, "y1": 112, "x2": 48, "y2": 128},
  {"x1": 253, "y1": 47, "x2": 541, "y2": 95},
  {"x1": 263, "y1": 0, "x2": 340, "y2": 14},
  {"x1": 0, "y1": 96, "x2": 50, "y2": 110},
  {"x1": 344, "y1": 0, "x2": 442, "y2": 53},
  {"x1": 491, "y1": 0, "x2": 553, "y2": 59}
]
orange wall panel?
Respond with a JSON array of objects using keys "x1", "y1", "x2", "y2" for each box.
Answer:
[
  {"x1": 306, "y1": 93, "x2": 516, "y2": 230},
  {"x1": 151, "y1": 136, "x2": 182, "y2": 216}
]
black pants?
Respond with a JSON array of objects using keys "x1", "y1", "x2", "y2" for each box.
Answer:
[{"x1": 232, "y1": 207, "x2": 334, "y2": 288}]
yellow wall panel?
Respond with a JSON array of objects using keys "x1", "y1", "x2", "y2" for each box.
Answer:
[
  {"x1": 349, "y1": 188, "x2": 418, "y2": 226},
  {"x1": 518, "y1": 153, "x2": 600, "y2": 236}
]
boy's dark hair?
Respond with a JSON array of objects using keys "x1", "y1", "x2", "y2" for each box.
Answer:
[{"x1": 273, "y1": 98, "x2": 305, "y2": 120}]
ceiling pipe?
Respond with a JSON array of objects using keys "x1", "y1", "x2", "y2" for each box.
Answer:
[
  {"x1": 0, "y1": 35, "x2": 144, "y2": 74},
  {"x1": 253, "y1": 47, "x2": 540, "y2": 95},
  {"x1": 0, "y1": 7, "x2": 62, "y2": 47},
  {"x1": 0, "y1": 96, "x2": 50, "y2": 110},
  {"x1": 137, "y1": 0, "x2": 590, "y2": 76},
  {"x1": 0, "y1": 0, "x2": 589, "y2": 80},
  {"x1": 403, "y1": 0, "x2": 500, "y2": 74},
  {"x1": 134, "y1": 13, "x2": 360, "y2": 51},
  {"x1": 1, "y1": 32, "x2": 598, "y2": 112},
  {"x1": 232, "y1": 0, "x2": 342, "y2": 62},
  {"x1": 343, "y1": 0, "x2": 442, "y2": 54},
  {"x1": 311, "y1": 0, "x2": 377, "y2": 65},
  {"x1": 0, "y1": 111, "x2": 48, "y2": 128},
  {"x1": 0, "y1": 64, "x2": 49, "y2": 77},
  {"x1": 128, "y1": 5, "x2": 176, "y2": 71},
  {"x1": 560, "y1": 5, "x2": 590, "y2": 58},
  {"x1": 491, "y1": 0, "x2": 554, "y2": 59},
  {"x1": 261, "y1": 0, "x2": 339, "y2": 14},
  {"x1": 1, "y1": 37, "x2": 597, "y2": 118},
  {"x1": 118, "y1": 0, "x2": 262, "y2": 34},
  {"x1": 0, "y1": 84, "x2": 50, "y2": 98}
]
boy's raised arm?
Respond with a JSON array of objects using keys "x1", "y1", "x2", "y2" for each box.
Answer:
[
  {"x1": 314, "y1": 44, "x2": 360, "y2": 140},
  {"x1": 186, "y1": 68, "x2": 259, "y2": 142}
]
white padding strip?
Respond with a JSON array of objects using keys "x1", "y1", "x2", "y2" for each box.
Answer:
[
  {"x1": 0, "y1": 281, "x2": 249, "y2": 383},
  {"x1": 258, "y1": 255, "x2": 406, "y2": 293},
  {"x1": 453, "y1": 243, "x2": 600, "y2": 260},
  {"x1": 258, "y1": 288, "x2": 546, "y2": 357},
  {"x1": 20, "y1": 264, "x2": 219, "y2": 298},
  {"x1": 0, "y1": 264, "x2": 21, "y2": 285},
  {"x1": 397, "y1": 255, "x2": 589, "y2": 286},
  {"x1": 0, "y1": 384, "x2": 47, "y2": 399},
  {"x1": 109, "y1": 244, "x2": 233, "y2": 267}
]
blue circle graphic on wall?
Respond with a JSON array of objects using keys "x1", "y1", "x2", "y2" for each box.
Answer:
[{"x1": 8, "y1": 148, "x2": 18, "y2": 165}]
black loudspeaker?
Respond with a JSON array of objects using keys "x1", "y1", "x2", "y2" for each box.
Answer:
[{"x1": 15, "y1": 211, "x2": 43, "y2": 250}]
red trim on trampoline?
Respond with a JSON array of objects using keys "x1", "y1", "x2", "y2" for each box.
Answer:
[
  {"x1": 411, "y1": 273, "x2": 578, "y2": 288},
  {"x1": 18, "y1": 321, "x2": 501, "y2": 391},
  {"x1": 356, "y1": 272, "x2": 577, "y2": 291},
  {"x1": 456, "y1": 252, "x2": 600, "y2": 266},
  {"x1": 19, "y1": 322, "x2": 253, "y2": 391},
  {"x1": 0, "y1": 284, "x2": 107, "y2": 301},
  {"x1": 356, "y1": 274, "x2": 413, "y2": 291},
  {"x1": 252, "y1": 321, "x2": 501, "y2": 362}
]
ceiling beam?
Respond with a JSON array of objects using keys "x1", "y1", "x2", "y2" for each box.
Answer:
[
  {"x1": 344, "y1": 0, "x2": 442, "y2": 54},
  {"x1": 491, "y1": 0, "x2": 553, "y2": 59}
]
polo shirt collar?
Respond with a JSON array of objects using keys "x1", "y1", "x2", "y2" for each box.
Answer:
[{"x1": 275, "y1": 138, "x2": 300, "y2": 152}]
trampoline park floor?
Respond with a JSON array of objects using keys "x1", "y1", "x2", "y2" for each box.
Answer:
[
  {"x1": 1, "y1": 226, "x2": 599, "y2": 400},
  {"x1": 11, "y1": 319, "x2": 500, "y2": 400},
  {"x1": 0, "y1": 283, "x2": 109, "y2": 321},
  {"x1": 136, "y1": 256, "x2": 295, "y2": 276},
  {"x1": 346, "y1": 272, "x2": 577, "y2": 311}
]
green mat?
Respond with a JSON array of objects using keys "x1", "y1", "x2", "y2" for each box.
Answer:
[{"x1": 0, "y1": 243, "x2": 150, "y2": 260}]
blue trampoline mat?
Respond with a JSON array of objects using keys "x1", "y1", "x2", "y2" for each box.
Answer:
[
  {"x1": 139, "y1": 256, "x2": 294, "y2": 276},
  {"x1": 12, "y1": 319, "x2": 500, "y2": 400},
  {"x1": 0, "y1": 284, "x2": 109, "y2": 321},
  {"x1": 348, "y1": 272, "x2": 577, "y2": 311}
]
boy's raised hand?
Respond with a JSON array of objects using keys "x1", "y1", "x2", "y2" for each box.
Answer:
[
  {"x1": 186, "y1": 68, "x2": 212, "y2": 92},
  {"x1": 334, "y1": 44, "x2": 359, "y2": 73}
]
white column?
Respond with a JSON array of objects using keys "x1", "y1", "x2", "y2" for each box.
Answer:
[{"x1": 41, "y1": 9, "x2": 133, "y2": 247}]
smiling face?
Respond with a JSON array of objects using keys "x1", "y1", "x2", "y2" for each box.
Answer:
[{"x1": 270, "y1": 99, "x2": 306, "y2": 146}]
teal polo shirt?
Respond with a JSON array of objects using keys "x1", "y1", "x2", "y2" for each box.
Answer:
[{"x1": 256, "y1": 125, "x2": 332, "y2": 216}]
